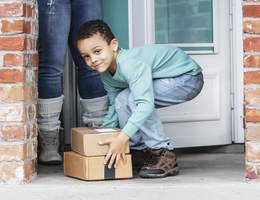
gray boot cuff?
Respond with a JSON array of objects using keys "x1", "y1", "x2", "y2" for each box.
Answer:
[
  {"x1": 38, "y1": 95, "x2": 64, "y2": 131},
  {"x1": 80, "y1": 95, "x2": 108, "y2": 127},
  {"x1": 79, "y1": 95, "x2": 108, "y2": 113}
]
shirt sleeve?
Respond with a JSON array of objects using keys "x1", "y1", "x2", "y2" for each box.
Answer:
[{"x1": 120, "y1": 59, "x2": 155, "y2": 137}]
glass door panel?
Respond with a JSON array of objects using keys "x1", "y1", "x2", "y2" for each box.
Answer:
[{"x1": 154, "y1": 0, "x2": 214, "y2": 52}]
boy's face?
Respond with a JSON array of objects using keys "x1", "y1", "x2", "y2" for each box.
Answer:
[{"x1": 77, "y1": 33, "x2": 118, "y2": 74}]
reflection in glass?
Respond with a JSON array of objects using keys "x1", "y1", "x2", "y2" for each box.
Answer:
[{"x1": 155, "y1": 0, "x2": 213, "y2": 45}]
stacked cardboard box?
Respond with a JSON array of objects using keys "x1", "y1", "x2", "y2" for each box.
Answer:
[{"x1": 64, "y1": 127, "x2": 133, "y2": 180}]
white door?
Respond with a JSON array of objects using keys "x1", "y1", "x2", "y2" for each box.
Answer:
[{"x1": 129, "y1": 0, "x2": 232, "y2": 147}]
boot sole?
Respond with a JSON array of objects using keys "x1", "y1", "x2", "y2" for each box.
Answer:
[
  {"x1": 139, "y1": 167, "x2": 179, "y2": 178},
  {"x1": 133, "y1": 166, "x2": 143, "y2": 172}
]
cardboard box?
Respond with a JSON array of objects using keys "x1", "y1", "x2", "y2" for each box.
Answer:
[
  {"x1": 70, "y1": 127, "x2": 130, "y2": 156},
  {"x1": 64, "y1": 151, "x2": 133, "y2": 180}
]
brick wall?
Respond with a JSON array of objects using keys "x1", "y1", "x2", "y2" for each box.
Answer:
[
  {"x1": 0, "y1": 0, "x2": 38, "y2": 184},
  {"x1": 243, "y1": 0, "x2": 260, "y2": 182}
]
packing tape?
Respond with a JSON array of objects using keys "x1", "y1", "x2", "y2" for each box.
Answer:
[{"x1": 104, "y1": 157, "x2": 115, "y2": 180}]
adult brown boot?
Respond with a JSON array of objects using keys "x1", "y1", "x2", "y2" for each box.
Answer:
[
  {"x1": 130, "y1": 149, "x2": 150, "y2": 172},
  {"x1": 139, "y1": 148, "x2": 179, "y2": 178}
]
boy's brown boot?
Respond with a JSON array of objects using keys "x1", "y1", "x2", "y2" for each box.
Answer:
[
  {"x1": 139, "y1": 148, "x2": 179, "y2": 178},
  {"x1": 130, "y1": 149, "x2": 150, "y2": 171}
]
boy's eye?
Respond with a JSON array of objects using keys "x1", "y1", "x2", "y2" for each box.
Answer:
[{"x1": 95, "y1": 50, "x2": 100, "y2": 54}]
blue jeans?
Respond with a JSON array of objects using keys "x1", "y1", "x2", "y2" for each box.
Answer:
[
  {"x1": 115, "y1": 72, "x2": 204, "y2": 150},
  {"x1": 38, "y1": 0, "x2": 107, "y2": 99}
]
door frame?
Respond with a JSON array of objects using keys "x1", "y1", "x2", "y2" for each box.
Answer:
[
  {"x1": 230, "y1": 0, "x2": 244, "y2": 143},
  {"x1": 128, "y1": 0, "x2": 244, "y2": 143}
]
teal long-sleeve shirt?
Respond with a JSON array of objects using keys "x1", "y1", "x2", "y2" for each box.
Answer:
[{"x1": 101, "y1": 44, "x2": 202, "y2": 138}]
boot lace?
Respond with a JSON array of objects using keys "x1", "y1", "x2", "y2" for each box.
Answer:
[
  {"x1": 40, "y1": 136, "x2": 58, "y2": 146},
  {"x1": 38, "y1": 131, "x2": 59, "y2": 150},
  {"x1": 144, "y1": 153, "x2": 160, "y2": 166}
]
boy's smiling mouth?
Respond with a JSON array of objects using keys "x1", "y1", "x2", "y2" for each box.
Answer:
[{"x1": 94, "y1": 63, "x2": 102, "y2": 68}]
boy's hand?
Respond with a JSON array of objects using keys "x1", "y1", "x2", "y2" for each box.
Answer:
[{"x1": 99, "y1": 132, "x2": 130, "y2": 169}]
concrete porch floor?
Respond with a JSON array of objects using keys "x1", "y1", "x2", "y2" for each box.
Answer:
[{"x1": 1, "y1": 153, "x2": 260, "y2": 200}]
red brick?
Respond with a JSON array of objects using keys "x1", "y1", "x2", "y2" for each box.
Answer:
[
  {"x1": 33, "y1": 141, "x2": 38, "y2": 157},
  {"x1": 28, "y1": 104, "x2": 37, "y2": 120},
  {"x1": 0, "y1": 3, "x2": 25, "y2": 17},
  {"x1": 26, "y1": 125, "x2": 30, "y2": 139},
  {"x1": 0, "y1": 105, "x2": 27, "y2": 122},
  {"x1": 23, "y1": 21, "x2": 31, "y2": 34},
  {"x1": 243, "y1": 21, "x2": 260, "y2": 34},
  {"x1": 3, "y1": 53, "x2": 26, "y2": 67},
  {"x1": 244, "y1": 55, "x2": 260, "y2": 68},
  {"x1": 30, "y1": 54, "x2": 38, "y2": 67},
  {"x1": 25, "y1": 69, "x2": 34, "y2": 83},
  {"x1": 246, "y1": 126, "x2": 260, "y2": 141},
  {"x1": 245, "y1": 89, "x2": 260, "y2": 105},
  {"x1": 0, "y1": 144, "x2": 27, "y2": 161},
  {"x1": 246, "y1": 165, "x2": 260, "y2": 179},
  {"x1": 243, "y1": 5, "x2": 260, "y2": 18},
  {"x1": 246, "y1": 144, "x2": 260, "y2": 162},
  {"x1": 24, "y1": 159, "x2": 37, "y2": 179},
  {"x1": 0, "y1": 159, "x2": 37, "y2": 182},
  {"x1": 244, "y1": 71, "x2": 260, "y2": 85},
  {"x1": 32, "y1": 86, "x2": 38, "y2": 101},
  {"x1": 35, "y1": 70, "x2": 38, "y2": 83},
  {"x1": 30, "y1": 123, "x2": 37, "y2": 139},
  {"x1": 0, "y1": 69, "x2": 25, "y2": 83},
  {"x1": 36, "y1": 38, "x2": 38, "y2": 51},
  {"x1": 0, "y1": 85, "x2": 32, "y2": 102},
  {"x1": 246, "y1": 109, "x2": 260, "y2": 122},
  {"x1": 0, "y1": 164, "x2": 21, "y2": 182},
  {"x1": 32, "y1": 22, "x2": 38, "y2": 36},
  {"x1": 27, "y1": 142, "x2": 33, "y2": 158},
  {"x1": 27, "y1": 38, "x2": 35, "y2": 51},
  {"x1": 0, "y1": 37, "x2": 26, "y2": 51},
  {"x1": 1, "y1": 125, "x2": 26, "y2": 141},
  {"x1": 35, "y1": 104, "x2": 38, "y2": 118},
  {"x1": 244, "y1": 37, "x2": 260, "y2": 52},
  {"x1": 27, "y1": 141, "x2": 37, "y2": 158},
  {"x1": 1, "y1": 20, "x2": 30, "y2": 34},
  {"x1": 2, "y1": 20, "x2": 22, "y2": 34},
  {"x1": 27, "y1": 5, "x2": 34, "y2": 18}
]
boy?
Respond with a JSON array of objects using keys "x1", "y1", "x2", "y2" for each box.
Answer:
[{"x1": 75, "y1": 19, "x2": 203, "y2": 178}]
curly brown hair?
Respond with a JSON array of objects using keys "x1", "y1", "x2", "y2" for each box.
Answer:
[{"x1": 75, "y1": 19, "x2": 115, "y2": 47}]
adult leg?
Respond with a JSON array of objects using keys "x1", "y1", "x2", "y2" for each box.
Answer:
[
  {"x1": 70, "y1": 0, "x2": 108, "y2": 127},
  {"x1": 38, "y1": 0, "x2": 71, "y2": 164}
]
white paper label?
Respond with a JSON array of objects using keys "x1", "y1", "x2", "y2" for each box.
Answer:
[{"x1": 94, "y1": 128, "x2": 117, "y2": 133}]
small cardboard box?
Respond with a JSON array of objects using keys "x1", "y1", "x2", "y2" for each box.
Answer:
[
  {"x1": 64, "y1": 151, "x2": 133, "y2": 180},
  {"x1": 70, "y1": 127, "x2": 130, "y2": 156}
]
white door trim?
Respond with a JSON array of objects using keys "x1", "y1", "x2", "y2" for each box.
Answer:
[{"x1": 231, "y1": 0, "x2": 244, "y2": 143}]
